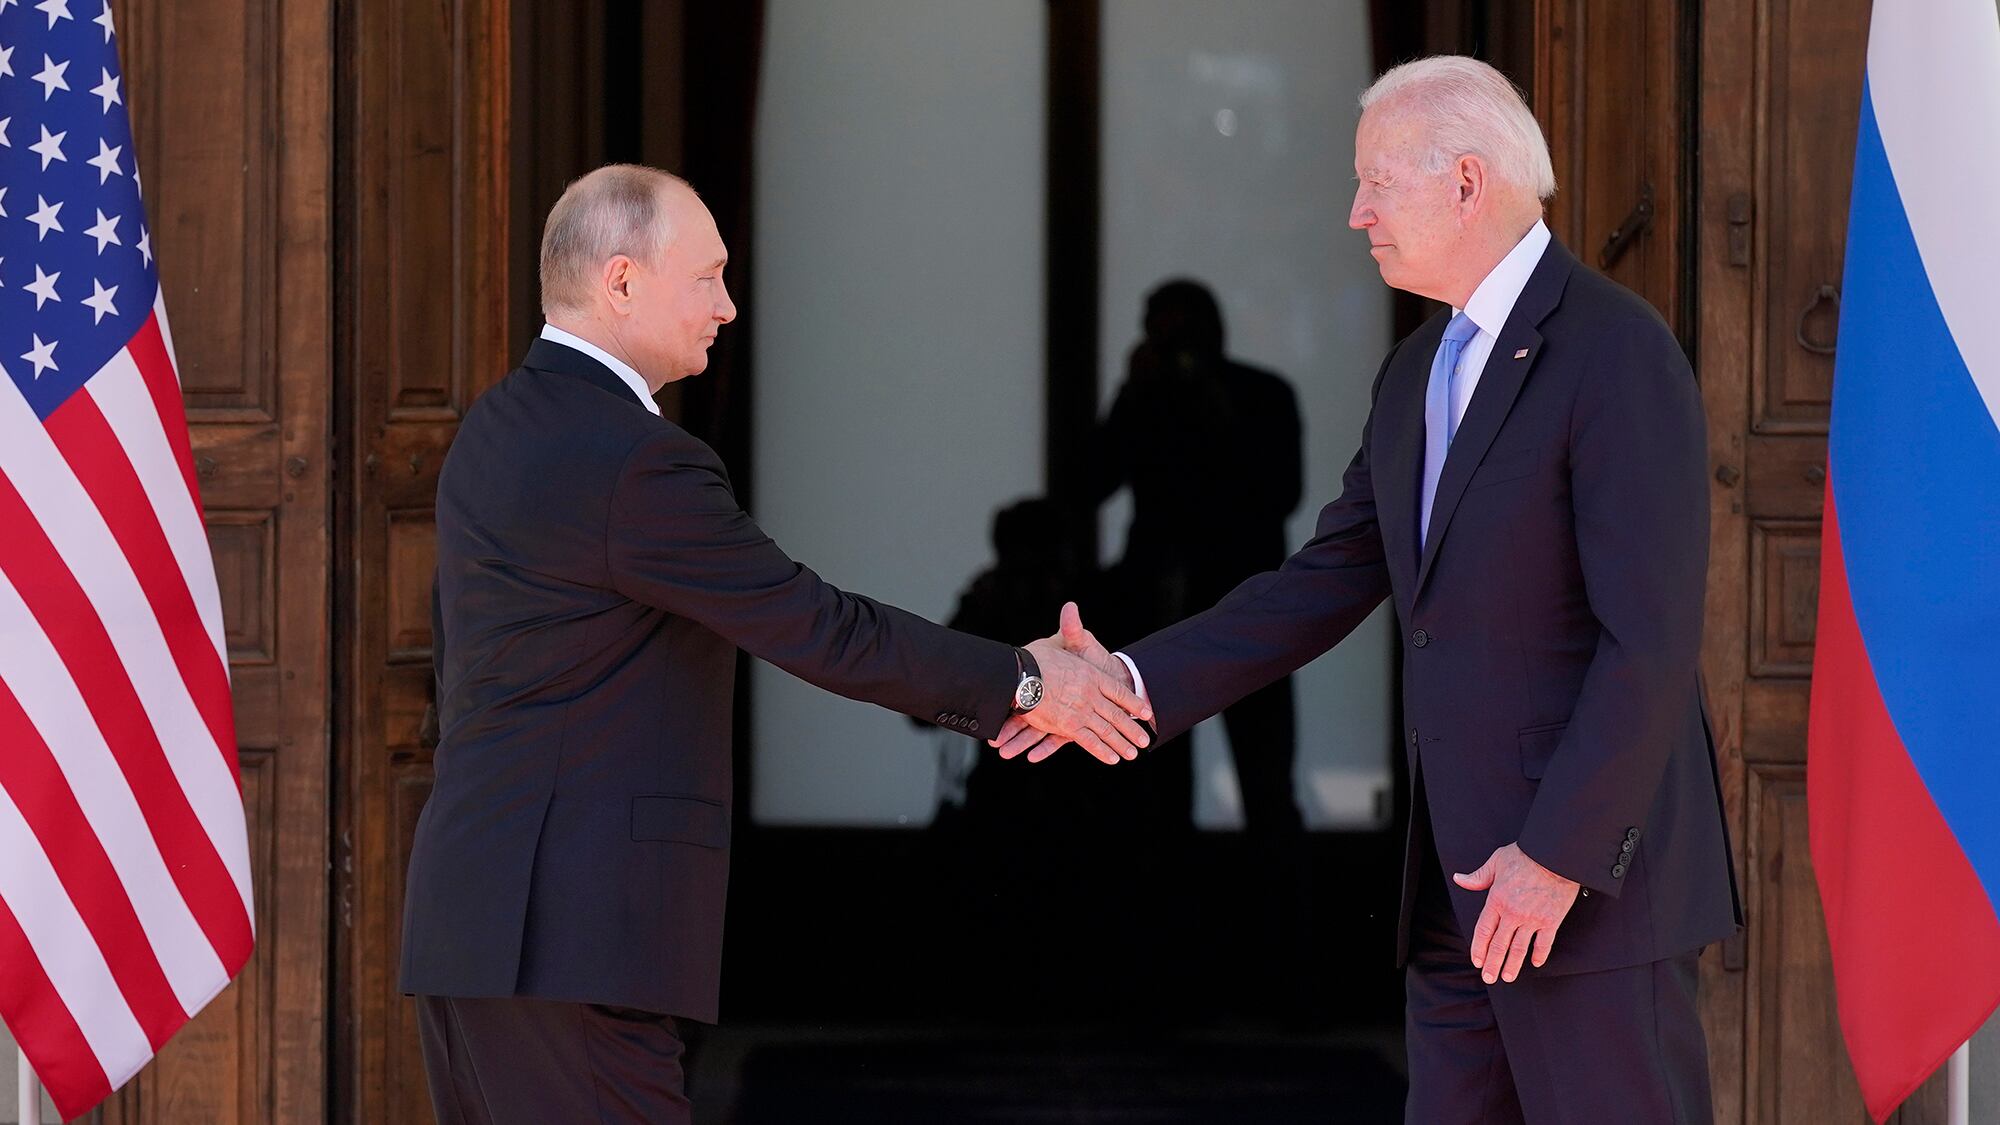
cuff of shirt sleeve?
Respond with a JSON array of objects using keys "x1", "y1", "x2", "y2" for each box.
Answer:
[{"x1": 1113, "y1": 652, "x2": 1149, "y2": 706}]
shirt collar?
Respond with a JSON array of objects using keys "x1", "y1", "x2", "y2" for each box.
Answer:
[
  {"x1": 538, "y1": 323, "x2": 662, "y2": 415},
  {"x1": 1455, "y1": 219, "x2": 1553, "y2": 338}
]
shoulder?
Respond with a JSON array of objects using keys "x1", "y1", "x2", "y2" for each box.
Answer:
[
  {"x1": 449, "y1": 368, "x2": 701, "y2": 490},
  {"x1": 618, "y1": 420, "x2": 727, "y2": 474},
  {"x1": 607, "y1": 421, "x2": 736, "y2": 515},
  {"x1": 1550, "y1": 267, "x2": 1683, "y2": 363}
]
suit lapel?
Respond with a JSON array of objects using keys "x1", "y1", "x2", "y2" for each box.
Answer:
[
  {"x1": 1374, "y1": 317, "x2": 1443, "y2": 602},
  {"x1": 1412, "y1": 240, "x2": 1577, "y2": 599}
]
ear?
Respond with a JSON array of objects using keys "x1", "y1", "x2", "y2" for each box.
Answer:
[
  {"x1": 1455, "y1": 153, "x2": 1488, "y2": 214},
  {"x1": 602, "y1": 255, "x2": 637, "y2": 310}
]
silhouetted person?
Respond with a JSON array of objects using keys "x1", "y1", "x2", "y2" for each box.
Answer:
[
  {"x1": 1090, "y1": 280, "x2": 1304, "y2": 841},
  {"x1": 1087, "y1": 278, "x2": 1312, "y2": 1017}
]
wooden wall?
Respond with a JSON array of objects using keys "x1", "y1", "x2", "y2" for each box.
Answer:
[{"x1": 96, "y1": 0, "x2": 331, "y2": 1119}]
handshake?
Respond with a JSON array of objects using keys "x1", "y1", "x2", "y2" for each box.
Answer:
[{"x1": 988, "y1": 602, "x2": 1155, "y2": 766}]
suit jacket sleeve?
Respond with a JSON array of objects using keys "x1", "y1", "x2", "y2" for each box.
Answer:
[
  {"x1": 1123, "y1": 350, "x2": 1399, "y2": 740},
  {"x1": 604, "y1": 427, "x2": 1019, "y2": 736},
  {"x1": 1515, "y1": 321, "x2": 1709, "y2": 895}
]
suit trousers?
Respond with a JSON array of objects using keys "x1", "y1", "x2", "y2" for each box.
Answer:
[
  {"x1": 416, "y1": 995, "x2": 691, "y2": 1125},
  {"x1": 1404, "y1": 799, "x2": 1713, "y2": 1124}
]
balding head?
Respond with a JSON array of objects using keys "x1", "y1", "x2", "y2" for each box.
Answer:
[
  {"x1": 539, "y1": 165, "x2": 698, "y2": 317},
  {"x1": 537, "y1": 165, "x2": 735, "y2": 389}
]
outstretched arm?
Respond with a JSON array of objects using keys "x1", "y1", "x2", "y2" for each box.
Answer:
[{"x1": 605, "y1": 427, "x2": 1151, "y2": 761}]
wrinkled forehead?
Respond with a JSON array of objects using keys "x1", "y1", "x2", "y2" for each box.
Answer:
[{"x1": 1353, "y1": 102, "x2": 1428, "y2": 176}]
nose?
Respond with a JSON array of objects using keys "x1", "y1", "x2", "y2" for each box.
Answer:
[
  {"x1": 1349, "y1": 191, "x2": 1373, "y2": 231},
  {"x1": 715, "y1": 279, "x2": 738, "y2": 324}
]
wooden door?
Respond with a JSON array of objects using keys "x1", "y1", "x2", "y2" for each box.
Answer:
[
  {"x1": 331, "y1": 0, "x2": 514, "y2": 1121},
  {"x1": 1541, "y1": 0, "x2": 1951, "y2": 1120},
  {"x1": 1535, "y1": 0, "x2": 1691, "y2": 338},
  {"x1": 1695, "y1": 0, "x2": 1952, "y2": 1120},
  {"x1": 94, "y1": 0, "x2": 334, "y2": 1121}
]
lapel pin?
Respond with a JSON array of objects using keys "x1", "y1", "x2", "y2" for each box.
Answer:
[{"x1": 1513, "y1": 348, "x2": 1530, "y2": 360}]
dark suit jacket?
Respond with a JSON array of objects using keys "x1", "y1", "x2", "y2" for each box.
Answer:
[
  {"x1": 1126, "y1": 240, "x2": 1741, "y2": 975},
  {"x1": 399, "y1": 338, "x2": 1017, "y2": 1022}
]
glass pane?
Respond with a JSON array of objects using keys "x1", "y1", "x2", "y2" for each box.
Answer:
[
  {"x1": 1100, "y1": 0, "x2": 1393, "y2": 829},
  {"x1": 750, "y1": 0, "x2": 1048, "y2": 825}
]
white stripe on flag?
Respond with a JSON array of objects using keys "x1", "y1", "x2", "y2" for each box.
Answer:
[
  {"x1": 0, "y1": 785, "x2": 153, "y2": 1090},
  {"x1": 0, "y1": 385, "x2": 254, "y2": 912},
  {"x1": 87, "y1": 353, "x2": 230, "y2": 671},
  {"x1": 1867, "y1": 0, "x2": 2000, "y2": 431},
  {"x1": 0, "y1": 566, "x2": 230, "y2": 1012},
  {"x1": 152, "y1": 295, "x2": 181, "y2": 386}
]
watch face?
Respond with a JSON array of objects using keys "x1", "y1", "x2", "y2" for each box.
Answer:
[{"x1": 1016, "y1": 677, "x2": 1045, "y2": 711}]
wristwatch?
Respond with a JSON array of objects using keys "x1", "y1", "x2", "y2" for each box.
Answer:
[{"x1": 1012, "y1": 647, "x2": 1045, "y2": 713}]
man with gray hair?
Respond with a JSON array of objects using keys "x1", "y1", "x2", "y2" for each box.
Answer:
[
  {"x1": 400, "y1": 165, "x2": 1154, "y2": 1123},
  {"x1": 997, "y1": 56, "x2": 1739, "y2": 1122}
]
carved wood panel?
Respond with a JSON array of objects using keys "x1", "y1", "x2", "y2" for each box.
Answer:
[
  {"x1": 1749, "y1": 520, "x2": 1820, "y2": 678},
  {"x1": 1534, "y1": 0, "x2": 1689, "y2": 338},
  {"x1": 1745, "y1": 765, "x2": 1866, "y2": 1121},
  {"x1": 94, "y1": 0, "x2": 333, "y2": 1121},
  {"x1": 118, "y1": 0, "x2": 278, "y2": 417},
  {"x1": 1698, "y1": 0, "x2": 1950, "y2": 1119},
  {"x1": 333, "y1": 0, "x2": 513, "y2": 1118},
  {"x1": 1749, "y1": 0, "x2": 1866, "y2": 436}
]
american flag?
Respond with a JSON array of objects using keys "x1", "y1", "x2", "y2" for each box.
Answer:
[{"x1": 0, "y1": 0, "x2": 254, "y2": 1118}]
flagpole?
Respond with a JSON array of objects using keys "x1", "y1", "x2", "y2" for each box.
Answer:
[
  {"x1": 1948, "y1": 1040, "x2": 1969, "y2": 1125},
  {"x1": 17, "y1": 1051, "x2": 41, "y2": 1125}
]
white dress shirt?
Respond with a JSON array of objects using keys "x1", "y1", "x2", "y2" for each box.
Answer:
[
  {"x1": 1111, "y1": 220, "x2": 1553, "y2": 710},
  {"x1": 539, "y1": 323, "x2": 661, "y2": 416},
  {"x1": 1447, "y1": 218, "x2": 1551, "y2": 433}
]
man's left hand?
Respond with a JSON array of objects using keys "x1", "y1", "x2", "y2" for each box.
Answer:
[{"x1": 1453, "y1": 842, "x2": 1581, "y2": 984}]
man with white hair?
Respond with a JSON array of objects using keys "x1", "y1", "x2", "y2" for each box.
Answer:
[
  {"x1": 400, "y1": 165, "x2": 1154, "y2": 1123},
  {"x1": 997, "y1": 57, "x2": 1740, "y2": 1122}
]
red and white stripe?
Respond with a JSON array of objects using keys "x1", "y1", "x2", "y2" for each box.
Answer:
[{"x1": 0, "y1": 299, "x2": 253, "y2": 1120}]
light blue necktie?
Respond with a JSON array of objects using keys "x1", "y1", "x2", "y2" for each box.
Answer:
[{"x1": 1420, "y1": 312, "x2": 1480, "y2": 549}]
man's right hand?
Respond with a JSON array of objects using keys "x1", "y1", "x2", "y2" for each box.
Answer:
[{"x1": 992, "y1": 603, "x2": 1143, "y2": 764}]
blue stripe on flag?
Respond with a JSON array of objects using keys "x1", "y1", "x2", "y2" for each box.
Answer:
[{"x1": 1833, "y1": 80, "x2": 2000, "y2": 912}]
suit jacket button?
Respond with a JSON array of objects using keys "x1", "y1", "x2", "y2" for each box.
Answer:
[
  {"x1": 1409, "y1": 730, "x2": 1419, "y2": 746},
  {"x1": 1620, "y1": 840, "x2": 1635, "y2": 855},
  {"x1": 1626, "y1": 827, "x2": 1641, "y2": 842},
  {"x1": 1611, "y1": 863, "x2": 1627, "y2": 878},
  {"x1": 1412, "y1": 629, "x2": 1431, "y2": 648},
  {"x1": 969, "y1": 720, "x2": 980, "y2": 734}
]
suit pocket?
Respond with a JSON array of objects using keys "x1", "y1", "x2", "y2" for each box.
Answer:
[
  {"x1": 1517, "y1": 722, "x2": 1567, "y2": 780},
  {"x1": 631, "y1": 794, "x2": 729, "y2": 848},
  {"x1": 1467, "y1": 447, "x2": 1539, "y2": 492}
]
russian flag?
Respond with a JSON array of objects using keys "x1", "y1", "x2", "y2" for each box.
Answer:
[{"x1": 1807, "y1": 0, "x2": 2000, "y2": 1120}]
